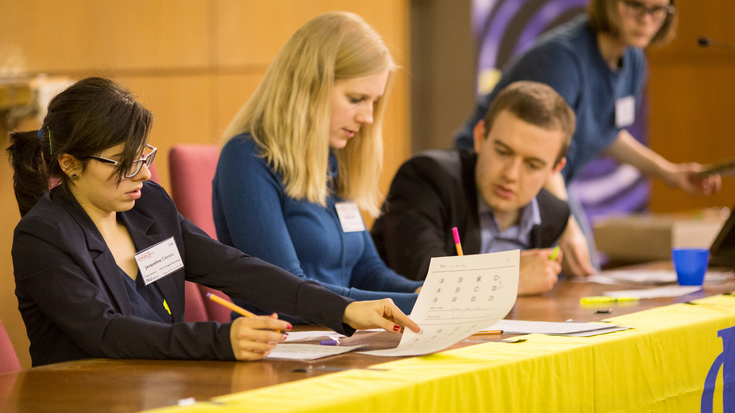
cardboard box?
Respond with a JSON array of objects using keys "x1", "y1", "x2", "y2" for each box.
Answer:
[{"x1": 593, "y1": 213, "x2": 726, "y2": 263}]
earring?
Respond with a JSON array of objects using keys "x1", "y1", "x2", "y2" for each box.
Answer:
[{"x1": 71, "y1": 174, "x2": 78, "y2": 179}]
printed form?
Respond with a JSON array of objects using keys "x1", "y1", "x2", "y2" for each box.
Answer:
[{"x1": 362, "y1": 250, "x2": 519, "y2": 357}]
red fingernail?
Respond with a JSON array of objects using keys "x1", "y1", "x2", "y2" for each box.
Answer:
[
  {"x1": 393, "y1": 325, "x2": 400, "y2": 332},
  {"x1": 286, "y1": 324, "x2": 292, "y2": 330}
]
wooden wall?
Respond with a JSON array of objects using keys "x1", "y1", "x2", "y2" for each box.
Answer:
[
  {"x1": 0, "y1": 0, "x2": 411, "y2": 370},
  {"x1": 647, "y1": 0, "x2": 735, "y2": 212},
  {"x1": 410, "y1": 0, "x2": 476, "y2": 153}
]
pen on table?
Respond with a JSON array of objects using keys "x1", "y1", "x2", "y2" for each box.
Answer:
[
  {"x1": 475, "y1": 330, "x2": 503, "y2": 335},
  {"x1": 452, "y1": 227, "x2": 464, "y2": 256},
  {"x1": 549, "y1": 246, "x2": 560, "y2": 261},
  {"x1": 206, "y1": 292, "x2": 287, "y2": 336},
  {"x1": 580, "y1": 296, "x2": 639, "y2": 305}
]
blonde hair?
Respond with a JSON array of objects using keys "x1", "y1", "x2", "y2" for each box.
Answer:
[{"x1": 222, "y1": 11, "x2": 396, "y2": 216}]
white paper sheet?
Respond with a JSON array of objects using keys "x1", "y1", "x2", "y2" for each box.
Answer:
[
  {"x1": 266, "y1": 344, "x2": 362, "y2": 360},
  {"x1": 483, "y1": 319, "x2": 623, "y2": 335},
  {"x1": 362, "y1": 250, "x2": 520, "y2": 357},
  {"x1": 583, "y1": 270, "x2": 733, "y2": 286},
  {"x1": 283, "y1": 331, "x2": 344, "y2": 342},
  {"x1": 603, "y1": 285, "x2": 702, "y2": 299},
  {"x1": 560, "y1": 326, "x2": 631, "y2": 337}
]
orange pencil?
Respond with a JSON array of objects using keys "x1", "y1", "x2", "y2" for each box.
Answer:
[
  {"x1": 475, "y1": 330, "x2": 503, "y2": 335},
  {"x1": 452, "y1": 227, "x2": 464, "y2": 256},
  {"x1": 207, "y1": 292, "x2": 257, "y2": 318},
  {"x1": 206, "y1": 293, "x2": 286, "y2": 335}
]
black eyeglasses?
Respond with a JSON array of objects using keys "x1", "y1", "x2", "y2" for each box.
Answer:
[
  {"x1": 88, "y1": 144, "x2": 157, "y2": 178},
  {"x1": 619, "y1": 0, "x2": 675, "y2": 21}
]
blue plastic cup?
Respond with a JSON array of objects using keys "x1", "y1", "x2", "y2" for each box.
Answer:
[{"x1": 672, "y1": 248, "x2": 710, "y2": 286}]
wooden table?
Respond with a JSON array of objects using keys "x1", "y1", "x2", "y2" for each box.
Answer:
[{"x1": 1, "y1": 262, "x2": 733, "y2": 413}]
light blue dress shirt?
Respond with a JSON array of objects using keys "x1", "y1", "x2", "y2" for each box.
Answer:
[{"x1": 478, "y1": 196, "x2": 541, "y2": 254}]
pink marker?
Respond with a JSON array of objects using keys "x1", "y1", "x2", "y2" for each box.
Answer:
[{"x1": 452, "y1": 227, "x2": 464, "y2": 256}]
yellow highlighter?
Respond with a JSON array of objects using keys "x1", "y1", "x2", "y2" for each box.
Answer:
[
  {"x1": 580, "y1": 296, "x2": 640, "y2": 305},
  {"x1": 549, "y1": 246, "x2": 561, "y2": 261}
]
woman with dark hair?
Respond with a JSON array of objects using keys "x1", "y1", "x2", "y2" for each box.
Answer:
[
  {"x1": 8, "y1": 77, "x2": 418, "y2": 367},
  {"x1": 455, "y1": 0, "x2": 720, "y2": 276}
]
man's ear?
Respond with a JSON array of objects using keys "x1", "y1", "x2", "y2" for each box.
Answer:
[
  {"x1": 58, "y1": 153, "x2": 82, "y2": 179},
  {"x1": 552, "y1": 157, "x2": 567, "y2": 175},
  {"x1": 473, "y1": 120, "x2": 487, "y2": 153}
]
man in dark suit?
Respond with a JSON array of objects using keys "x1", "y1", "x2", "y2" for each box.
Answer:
[{"x1": 372, "y1": 81, "x2": 573, "y2": 295}]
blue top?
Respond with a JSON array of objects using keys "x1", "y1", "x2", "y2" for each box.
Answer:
[
  {"x1": 478, "y1": 197, "x2": 541, "y2": 254},
  {"x1": 456, "y1": 15, "x2": 647, "y2": 182},
  {"x1": 212, "y1": 135, "x2": 421, "y2": 315},
  {"x1": 119, "y1": 268, "x2": 172, "y2": 324}
]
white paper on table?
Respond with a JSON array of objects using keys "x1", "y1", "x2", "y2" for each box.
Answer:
[
  {"x1": 266, "y1": 344, "x2": 363, "y2": 360},
  {"x1": 283, "y1": 331, "x2": 344, "y2": 342},
  {"x1": 603, "y1": 285, "x2": 702, "y2": 299},
  {"x1": 361, "y1": 250, "x2": 520, "y2": 357},
  {"x1": 483, "y1": 319, "x2": 623, "y2": 335},
  {"x1": 560, "y1": 326, "x2": 632, "y2": 337},
  {"x1": 583, "y1": 270, "x2": 733, "y2": 286}
]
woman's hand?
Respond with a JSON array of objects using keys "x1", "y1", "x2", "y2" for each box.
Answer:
[
  {"x1": 230, "y1": 313, "x2": 291, "y2": 361},
  {"x1": 343, "y1": 299, "x2": 420, "y2": 334},
  {"x1": 664, "y1": 163, "x2": 721, "y2": 196}
]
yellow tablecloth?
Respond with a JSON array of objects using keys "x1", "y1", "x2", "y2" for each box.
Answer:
[{"x1": 148, "y1": 294, "x2": 735, "y2": 413}]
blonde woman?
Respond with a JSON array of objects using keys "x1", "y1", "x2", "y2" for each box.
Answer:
[{"x1": 213, "y1": 12, "x2": 422, "y2": 318}]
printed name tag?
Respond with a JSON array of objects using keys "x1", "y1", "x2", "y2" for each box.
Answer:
[
  {"x1": 335, "y1": 202, "x2": 366, "y2": 233},
  {"x1": 615, "y1": 96, "x2": 635, "y2": 128},
  {"x1": 134, "y1": 237, "x2": 184, "y2": 285}
]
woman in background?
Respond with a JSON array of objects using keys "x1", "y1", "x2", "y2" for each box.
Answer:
[
  {"x1": 213, "y1": 11, "x2": 422, "y2": 318},
  {"x1": 454, "y1": 0, "x2": 720, "y2": 275},
  {"x1": 9, "y1": 77, "x2": 418, "y2": 367}
]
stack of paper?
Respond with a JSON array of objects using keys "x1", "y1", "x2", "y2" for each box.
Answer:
[
  {"x1": 483, "y1": 320, "x2": 630, "y2": 337},
  {"x1": 584, "y1": 270, "x2": 732, "y2": 285}
]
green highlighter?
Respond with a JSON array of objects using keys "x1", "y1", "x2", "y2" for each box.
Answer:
[{"x1": 580, "y1": 296, "x2": 640, "y2": 305}]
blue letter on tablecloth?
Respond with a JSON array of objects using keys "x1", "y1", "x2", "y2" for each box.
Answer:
[{"x1": 702, "y1": 325, "x2": 735, "y2": 413}]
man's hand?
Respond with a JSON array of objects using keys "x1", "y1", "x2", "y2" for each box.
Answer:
[
  {"x1": 558, "y1": 216, "x2": 595, "y2": 277},
  {"x1": 518, "y1": 248, "x2": 562, "y2": 295}
]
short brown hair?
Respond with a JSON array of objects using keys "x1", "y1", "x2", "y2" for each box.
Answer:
[
  {"x1": 588, "y1": 0, "x2": 678, "y2": 47},
  {"x1": 483, "y1": 81, "x2": 575, "y2": 166}
]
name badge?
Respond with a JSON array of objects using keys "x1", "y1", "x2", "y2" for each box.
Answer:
[
  {"x1": 615, "y1": 96, "x2": 635, "y2": 128},
  {"x1": 134, "y1": 237, "x2": 184, "y2": 285},
  {"x1": 335, "y1": 202, "x2": 366, "y2": 233}
]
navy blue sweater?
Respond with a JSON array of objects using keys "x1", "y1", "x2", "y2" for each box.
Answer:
[
  {"x1": 212, "y1": 135, "x2": 421, "y2": 315},
  {"x1": 455, "y1": 15, "x2": 646, "y2": 182}
]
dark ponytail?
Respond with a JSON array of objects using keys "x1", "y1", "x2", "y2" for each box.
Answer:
[
  {"x1": 7, "y1": 131, "x2": 51, "y2": 217},
  {"x1": 5, "y1": 77, "x2": 152, "y2": 217}
]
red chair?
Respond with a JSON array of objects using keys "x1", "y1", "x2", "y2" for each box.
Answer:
[
  {"x1": 169, "y1": 144, "x2": 234, "y2": 323},
  {"x1": 0, "y1": 316, "x2": 21, "y2": 373}
]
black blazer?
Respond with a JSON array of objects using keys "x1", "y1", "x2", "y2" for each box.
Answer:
[
  {"x1": 12, "y1": 182, "x2": 353, "y2": 367},
  {"x1": 372, "y1": 150, "x2": 570, "y2": 281}
]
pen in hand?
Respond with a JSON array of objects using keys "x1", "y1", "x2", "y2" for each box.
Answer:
[
  {"x1": 206, "y1": 292, "x2": 288, "y2": 335},
  {"x1": 549, "y1": 246, "x2": 561, "y2": 261}
]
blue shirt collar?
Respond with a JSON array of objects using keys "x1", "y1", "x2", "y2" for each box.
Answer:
[{"x1": 477, "y1": 195, "x2": 541, "y2": 237}]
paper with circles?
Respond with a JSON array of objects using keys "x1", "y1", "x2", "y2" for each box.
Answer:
[{"x1": 362, "y1": 250, "x2": 520, "y2": 357}]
